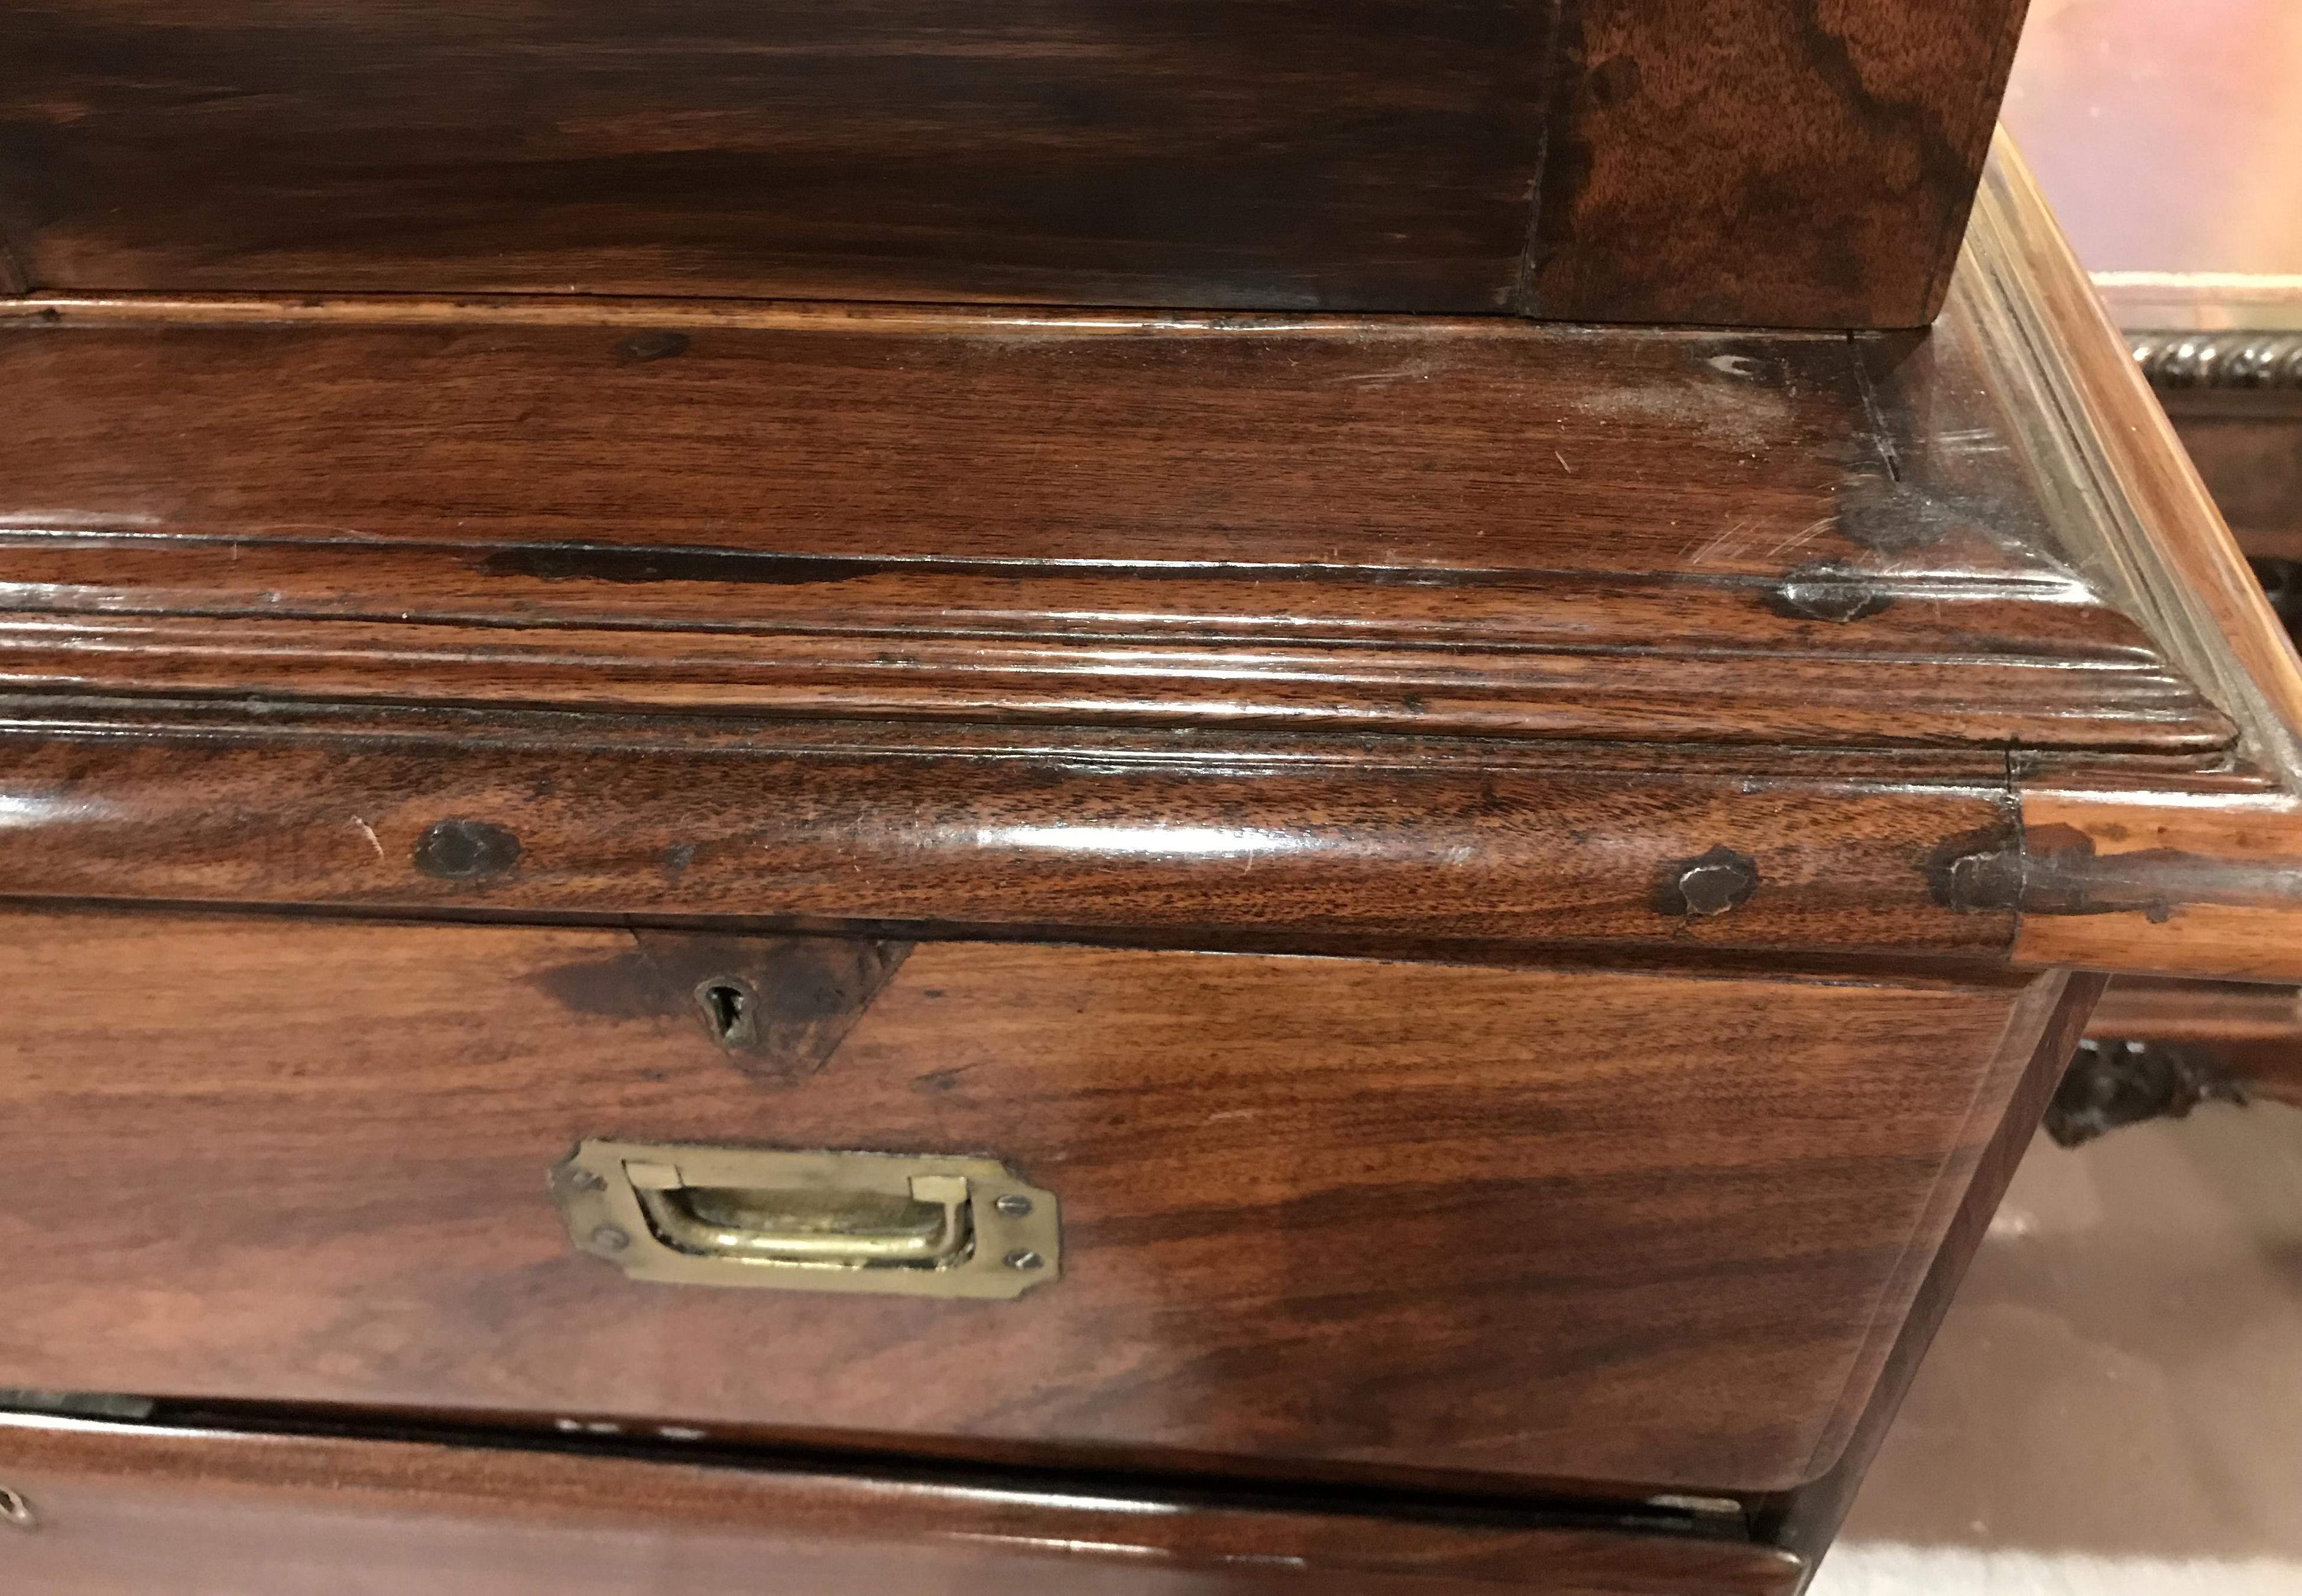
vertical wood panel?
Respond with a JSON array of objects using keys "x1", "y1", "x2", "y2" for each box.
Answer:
[
  {"x1": 0, "y1": 1, "x2": 2026, "y2": 325},
  {"x1": 0, "y1": 0, "x2": 1551, "y2": 313},
  {"x1": 1531, "y1": 0, "x2": 2029, "y2": 326}
]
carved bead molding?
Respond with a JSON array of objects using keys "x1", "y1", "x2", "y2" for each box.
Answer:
[{"x1": 2129, "y1": 330, "x2": 2302, "y2": 390}]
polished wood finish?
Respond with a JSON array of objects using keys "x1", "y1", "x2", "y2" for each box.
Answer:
[
  {"x1": 0, "y1": 119, "x2": 2295, "y2": 1585},
  {"x1": 0, "y1": 296, "x2": 2223, "y2": 752},
  {"x1": 1859, "y1": 144, "x2": 2302, "y2": 985},
  {"x1": 1991, "y1": 4, "x2": 2302, "y2": 1125},
  {"x1": 11, "y1": 155, "x2": 2302, "y2": 976},
  {"x1": 0, "y1": 719, "x2": 2028, "y2": 959},
  {"x1": 2004, "y1": 789, "x2": 2302, "y2": 981},
  {"x1": 1754, "y1": 969, "x2": 2109, "y2": 1570},
  {"x1": 1, "y1": 158, "x2": 2298, "y2": 985},
  {"x1": 2089, "y1": 975, "x2": 2302, "y2": 1046},
  {"x1": 0, "y1": 1, "x2": 2026, "y2": 327},
  {"x1": 0, "y1": 0, "x2": 1552, "y2": 316},
  {"x1": 0, "y1": 1413, "x2": 1805, "y2": 1596},
  {"x1": 1531, "y1": 0, "x2": 2028, "y2": 327},
  {"x1": 1929, "y1": 779, "x2": 2302, "y2": 982},
  {"x1": 0, "y1": 909, "x2": 2067, "y2": 1495}
]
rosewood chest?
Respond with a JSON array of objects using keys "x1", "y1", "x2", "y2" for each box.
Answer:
[{"x1": 3, "y1": 5, "x2": 2300, "y2": 1591}]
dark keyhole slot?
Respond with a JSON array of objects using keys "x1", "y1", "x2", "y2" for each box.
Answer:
[{"x1": 697, "y1": 979, "x2": 758, "y2": 1047}]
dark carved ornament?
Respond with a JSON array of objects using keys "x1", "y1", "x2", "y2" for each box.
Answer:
[
  {"x1": 2129, "y1": 330, "x2": 2302, "y2": 390},
  {"x1": 2044, "y1": 1038, "x2": 2249, "y2": 1147}
]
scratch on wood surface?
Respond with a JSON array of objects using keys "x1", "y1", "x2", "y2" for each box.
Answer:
[
  {"x1": 1765, "y1": 515, "x2": 1837, "y2": 557},
  {"x1": 1685, "y1": 517, "x2": 1758, "y2": 564}
]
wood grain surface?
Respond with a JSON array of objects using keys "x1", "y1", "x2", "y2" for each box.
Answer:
[
  {"x1": 0, "y1": 910, "x2": 2062, "y2": 1494},
  {"x1": 0, "y1": 146, "x2": 2295, "y2": 983},
  {"x1": 0, "y1": 294, "x2": 2233, "y2": 754},
  {"x1": 0, "y1": 1413, "x2": 1804, "y2": 1596},
  {"x1": 2005, "y1": 788, "x2": 2302, "y2": 981},
  {"x1": 0, "y1": 0, "x2": 1553, "y2": 314},
  {"x1": 1532, "y1": 0, "x2": 2028, "y2": 326},
  {"x1": 2087, "y1": 975, "x2": 2302, "y2": 1046},
  {"x1": 1753, "y1": 967, "x2": 2107, "y2": 1566},
  {"x1": 0, "y1": 1, "x2": 2025, "y2": 326},
  {"x1": 0, "y1": 718, "x2": 2027, "y2": 959}
]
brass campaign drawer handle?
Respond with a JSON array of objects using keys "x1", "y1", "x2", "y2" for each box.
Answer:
[
  {"x1": 550, "y1": 1140, "x2": 1060, "y2": 1299},
  {"x1": 630, "y1": 1168, "x2": 971, "y2": 1267}
]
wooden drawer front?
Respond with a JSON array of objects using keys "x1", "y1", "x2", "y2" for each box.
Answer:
[
  {"x1": 0, "y1": 913, "x2": 2057, "y2": 1494},
  {"x1": 0, "y1": 1413, "x2": 1801, "y2": 1596}
]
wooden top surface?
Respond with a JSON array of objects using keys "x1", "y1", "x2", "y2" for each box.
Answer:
[
  {"x1": 2, "y1": 144, "x2": 2300, "y2": 978},
  {"x1": 0, "y1": 291, "x2": 2233, "y2": 757}
]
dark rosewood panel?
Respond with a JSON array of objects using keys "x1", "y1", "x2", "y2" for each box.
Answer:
[
  {"x1": 0, "y1": 716, "x2": 2024, "y2": 959},
  {"x1": 0, "y1": 1413, "x2": 1804, "y2": 1596},
  {"x1": 0, "y1": 910, "x2": 2063, "y2": 1494},
  {"x1": 0, "y1": 299, "x2": 2231, "y2": 755},
  {"x1": 0, "y1": 301, "x2": 2021, "y2": 578},
  {"x1": 0, "y1": 1, "x2": 2024, "y2": 325},
  {"x1": 0, "y1": 0, "x2": 1552, "y2": 313},
  {"x1": 1533, "y1": 0, "x2": 2029, "y2": 326},
  {"x1": 0, "y1": 146, "x2": 2295, "y2": 984},
  {"x1": 1755, "y1": 968, "x2": 2106, "y2": 1565}
]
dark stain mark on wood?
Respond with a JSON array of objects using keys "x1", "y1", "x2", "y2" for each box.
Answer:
[
  {"x1": 1924, "y1": 822, "x2": 2025, "y2": 913},
  {"x1": 617, "y1": 331, "x2": 691, "y2": 364},
  {"x1": 1833, "y1": 477, "x2": 1980, "y2": 553},
  {"x1": 1652, "y1": 845, "x2": 1758, "y2": 919},
  {"x1": 475, "y1": 545, "x2": 1562, "y2": 590},
  {"x1": 1587, "y1": 53, "x2": 1642, "y2": 107},
  {"x1": 484, "y1": 546, "x2": 886, "y2": 587},
  {"x1": 1931, "y1": 822, "x2": 2302, "y2": 921},
  {"x1": 1766, "y1": 562, "x2": 1893, "y2": 624},
  {"x1": 411, "y1": 818, "x2": 522, "y2": 881},
  {"x1": 529, "y1": 932, "x2": 913, "y2": 1086}
]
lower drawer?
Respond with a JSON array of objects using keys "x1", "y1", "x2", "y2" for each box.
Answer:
[
  {"x1": 0, "y1": 910, "x2": 2064, "y2": 1493},
  {"x1": 0, "y1": 1410, "x2": 1801, "y2": 1596}
]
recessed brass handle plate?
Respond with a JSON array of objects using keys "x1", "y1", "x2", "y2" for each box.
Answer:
[{"x1": 550, "y1": 1140, "x2": 1060, "y2": 1299}]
